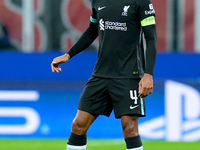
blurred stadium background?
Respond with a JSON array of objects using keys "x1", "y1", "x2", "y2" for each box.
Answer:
[{"x1": 0, "y1": 0, "x2": 200, "y2": 149}]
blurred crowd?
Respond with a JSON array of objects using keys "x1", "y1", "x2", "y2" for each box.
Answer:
[
  {"x1": 0, "y1": 0, "x2": 199, "y2": 52},
  {"x1": 0, "y1": 20, "x2": 15, "y2": 50}
]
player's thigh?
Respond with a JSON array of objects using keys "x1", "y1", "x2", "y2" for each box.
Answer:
[
  {"x1": 121, "y1": 115, "x2": 139, "y2": 129},
  {"x1": 78, "y1": 76, "x2": 112, "y2": 117},
  {"x1": 73, "y1": 110, "x2": 98, "y2": 128},
  {"x1": 72, "y1": 110, "x2": 97, "y2": 134}
]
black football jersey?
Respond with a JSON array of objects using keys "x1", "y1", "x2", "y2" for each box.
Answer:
[{"x1": 90, "y1": 0, "x2": 156, "y2": 78}]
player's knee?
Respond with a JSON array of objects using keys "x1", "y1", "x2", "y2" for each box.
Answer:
[
  {"x1": 71, "y1": 118, "x2": 88, "y2": 135},
  {"x1": 121, "y1": 117, "x2": 139, "y2": 138},
  {"x1": 123, "y1": 123, "x2": 138, "y2": 137}
]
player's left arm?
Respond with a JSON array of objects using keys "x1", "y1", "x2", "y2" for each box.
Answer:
[{"x1": 139, "y1": 16, "x2": 157, "y2": 98}]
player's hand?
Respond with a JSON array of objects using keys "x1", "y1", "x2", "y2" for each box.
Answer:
[
  {"x1": 51, "y1": 53, "x2": 70, "y2": 73},
  {"x1": 138, "y1": 73, "x2": 153, "y2": 98}
]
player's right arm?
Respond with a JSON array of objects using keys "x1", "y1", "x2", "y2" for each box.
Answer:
[
  {"x1": 67, "y1": 6, "x2": 98, "y2": 58},
  {"x1": 51, "y1": 8, "x2": 98, "y2": 73},
  {"x1": 66, "y1": 20, "x2": 98, "y2": 58}
]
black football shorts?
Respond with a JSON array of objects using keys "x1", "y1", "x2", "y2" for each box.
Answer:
[{"x1": 78, "y1": 76, "x2": 146, "y2": 118}]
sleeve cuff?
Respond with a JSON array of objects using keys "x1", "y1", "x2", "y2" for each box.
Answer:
[{"x1": 90, "y1": 16, "x2": 98, "y2": 23}]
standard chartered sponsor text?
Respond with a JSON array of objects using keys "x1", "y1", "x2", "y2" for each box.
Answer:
[{"x1": 105, "y1": 21, "x2": 127, "y2": 31}]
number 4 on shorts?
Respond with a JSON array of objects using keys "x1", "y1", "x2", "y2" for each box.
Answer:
[{"x1": 130, "y1": 90, "x2": 138, "y2": 104}]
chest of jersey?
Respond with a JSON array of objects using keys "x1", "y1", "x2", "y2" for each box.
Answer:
[
  {"x1": 92, "y1": 0, "x2": 141, "y2": 34},
  {"x1": 93, "y1": 0, "x2": 139, "y2": 23}
]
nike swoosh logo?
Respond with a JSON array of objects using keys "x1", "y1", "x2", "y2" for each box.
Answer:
[
  {"x1": 130, "y1": 105, "x2": 139, "y2": 110},
  {"x1": 98, "y1": 6, "x2": 106, "y2": 11}
]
